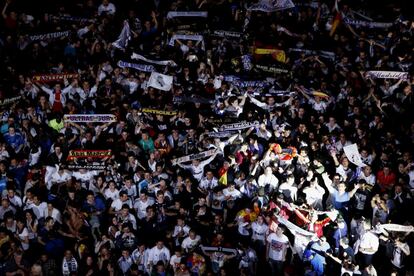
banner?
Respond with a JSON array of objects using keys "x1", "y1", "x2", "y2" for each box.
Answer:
[
  {"x1": 168, "y1": 34, "x2": 205, "y2": 50},
  {"x1": 255, "y1": 64, "x2": 290, "y2": 74},
  {"x1": 131, "y1": 53, "x2": 177, "y2": 67},
  {"x1": 66, "y1": 164, "x2": 106, "y2": 170},
  {"x1": 343, "y1": 17, "x2": 394, "y2": 29},
  {"x1": 148, "y1": 72, "x2": 173, "y2": 91},
  {"x1": 32, "y1": 73, "x2": 79, "y2": 82},
  {"x1": 112, "y1": 21, "x2": 131, "y2": 51},
  {"x1": 172, "y1": 149, "x2": 217, "y2": 165},
  {"x1": 288, "y1": 48, "x2": 336, "y2": 60},
  {"x1": 254, "y1": 48, "x2": 287, "y2": 63},
  {"x1": 167, "y1": 11, "x2": 208, "y2": 19},
  {"x1": 219, "y1": 121, "x2": 260, "y2": 131},
  {"x1": 29, "y1": 31, "x2": 71, "y2": 41},
  {"x1": 47, "y1": 14, "x2": 95, "y2": 23},
  {"x1": 173, "y1": 96, "x2": 214, "y2": 105},
  {"x1": 67, "y1": 150, "x2": 112, "y2": 160},
  {"x1": 0, "y1": 96, "x2": 22, "y2": 106},
  {"x1": 343, "y1": 144, "x2": 366, "y2": 167},
  {"x1": 117, "y1": 61, "x2": 154, "y2": 72},
  {"x1": 377, "y1": 224, "x2": 414, "y2": 233},
  {"x1": 140, "y1": 108, "x2": 177, "y2": 116},
  {"x1": 63, "y1": 114, "x2": 117, "y2": 123},
  {"x1": 363, "y1": 71, "x2": 409, "y2": 80},
  {"x1": 212, "y1": 30, "x2": 243, "y2": 39},
  {"x1": 248, "y1": 0, "x2": 295, "y2": 12}
]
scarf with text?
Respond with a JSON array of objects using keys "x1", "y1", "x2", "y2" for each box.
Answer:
[
  {"x1": 363, "y1": 70, "x2": 409, "y2": 80},
  {"x1": 172, "y1": 149, "x2": 217, "y2": 165},
  {"x1": 29, "y1": 31, "x2": 71, "y2": 41},
  {"x1": 248, "y1": 0, "x2": 295, "y2": 12},
  {"x1": 167, "y1": 11, "x2": 208, "y2": 19},
  {"x1": 67, "y1": 150, "x2": 112, "y2": 160},
  {"x1": 219, "y1": 121, "x2": 260, "y2": 131},
  {"x1": 117, "y1": 61, "x2": 154, "y2": 72},
  {"x1": 63, "y1": 114, "x2": 117, "y2": 123},
  {"x1": 32, "y1": 73, "x2": 79, "y2": 82}
]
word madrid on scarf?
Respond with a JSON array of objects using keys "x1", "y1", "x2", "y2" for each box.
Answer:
[
  {"x1": 66, "y1": 164, "x2": 106, "y2": 170},
  {"x1": 29, "y1": 31, "x2": 71, "y2": 41},
  {"x1": 47, "y1": 14, "x2": 95, "y2": 23},
  {"x1": 63, "y1": 114, "x2": 117, "y2": 123},
  {"x1": 0, "y1": 96, "x2": 22, "y2": 106},
  {"x1": 172, "y1": 149, "x2": 218, "y2": 165},
  {"x1": 212, "y1": 30, "x2": 242, "y2": 39},
  {"x1": 168, "y1": 34, "x2": 205, "y2": 50},
  {"x1": 219, "y1": 121, "x2": 260, "y2": 131},
  {"x1": 166, "y1": 11, "x2": 208, "y2": 19},
  {"x1": 248, "y1": 0, "x2": 295, "y2": 12},
  {"x1": 140, "y1": 108, "x2": 177, "y2": 116},
  {"x1": 173, "y1": 96, "x2": 214, "y2": 105},
  {"x1": 117, "y1": 61, "x2": 154, "y2": 72},
  {"x1": 343, "y1": 17, "x2": 394, "y2": 29},
  {"x1": 67, "y1": 150, "x2": 112, "y2": 160},
  {"x1": 131, "y1": 53, "x2": 177, "y2": 67},
  {"x1": 363, "y1": 71, "x2": 409, "y2": 80},
  {"x1": 32, "y1": 73, "x2": 79, "y2": 82},
  {"x1": 255, "y1": 64, "x2": 289, "y2": 74}
]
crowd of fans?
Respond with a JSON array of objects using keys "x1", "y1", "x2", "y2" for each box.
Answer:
[{"x1": 0, "y1": 0, "x2": 413, "y2": 275}]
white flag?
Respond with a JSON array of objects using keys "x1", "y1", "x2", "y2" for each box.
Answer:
[
  {"x1": 343, "y1": 144, "x2": 366, "y2": 167},
  {"x1": 148, "y1": 72, "x2": 173, "y2": 91},
  {"x1": 112, "y1": 21, "x2": 131, "y2": 51}
]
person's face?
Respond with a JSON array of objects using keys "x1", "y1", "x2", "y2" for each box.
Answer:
[
  {"x1": 364, "y1": 166, "x2": 372, "y2": 175},
  {"x1": 7, "y1": 190, "x2": 15, "y2": 198},
  {"x1": 8, "y1": 127, "x2": 15, "y2": 135},
  {"x1": 121, "y1": 194, "x2": 128, "y2": 201},
  {"x1": 156, "y1": 241, "x2": 164, "y2": 249},
  {"x1": 257, "y1": 216, "x2": 264, "y2": 224},
  {"x1": 338, "y1": 183, "x2": 346, "y2": 192},
  {"x1": 87, "y1": 194, "x2": 95, "y2": 203},
  {"x1": 65, "y1": 251, "x2": 72, "y2": 259}
]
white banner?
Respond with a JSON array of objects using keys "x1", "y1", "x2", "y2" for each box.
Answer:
[
  {"x1": 377, "y1": 224, "x2": 414, "y2": 233},
  {"x1": 277, "y1": 215, "x2": 317, "y2": 237},
  {"x1": 148, "y1": 72, "x2": 173, "y2": 91},
  {"x1": 248, "y1": 0, "x2": 295, "y2": 12},
  {"x1": 131, "y1": 53, "x2": 177, "y2": 67},
  {"x1": 343, "y1": 144, "x2": 366, "y2": 167},
  {"x1": 364, "y1": 71, "x2": 409, "y2": 80},
  {"x1": 63, "y1": 114, "x2": 117, "y2": 123},
  {"x1": 167, "y1": 11, "x2": 208, "y2": 19}
]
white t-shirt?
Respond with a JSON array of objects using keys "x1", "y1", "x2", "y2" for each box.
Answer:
[
  {"x1": 267, "y1": 233, "x2": 289, "y2": 261},
  {"x1": 251, "y1": 222, "x2": 268, "y2": 241},
  {"x1": 358, "y1": 231, "x2": 379, "y2": 255}
]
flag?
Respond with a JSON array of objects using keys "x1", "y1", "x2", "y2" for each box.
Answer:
[
  {"x1": 254, "y1": 48, "x2": 287, "y2": 63},
  {"x1": 148, "y1": 72, "x2": 173, "y2": 91},
  {"x1": 112, "y1": 21, "x2": 131, "y2": 51}
]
